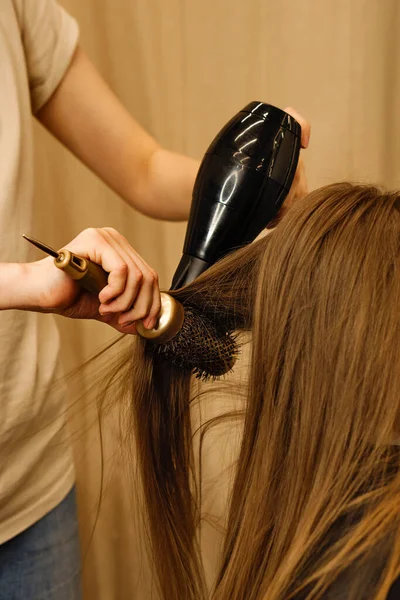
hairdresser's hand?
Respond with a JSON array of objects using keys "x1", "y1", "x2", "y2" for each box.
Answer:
[
  {"x1": 267, "y1": 107, "x2": 310, "y2": 227},
  {"x1": 25, "y1": 228, "x2": 161, "y2": 334}
]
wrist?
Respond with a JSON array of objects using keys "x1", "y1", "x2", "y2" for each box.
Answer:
[{"x1": 0, "y1": 262, "x2": 39, "y2": 310}]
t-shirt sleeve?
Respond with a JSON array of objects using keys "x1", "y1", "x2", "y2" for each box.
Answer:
[{"x1": 13, "y1": 0, "x2": 79, "y2": 113}]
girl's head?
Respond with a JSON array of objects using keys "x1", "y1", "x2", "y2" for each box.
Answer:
[{"x1": 124, "y1": 183, "x2": 400, "y2": 599}]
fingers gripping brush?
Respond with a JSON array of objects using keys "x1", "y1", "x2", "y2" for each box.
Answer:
[
  {"x1": 22, "y1": 234, "x2": 237, "y2": 377},
  {"x1": 136, "y1": 102, "x2": 301, "y2": 378}
]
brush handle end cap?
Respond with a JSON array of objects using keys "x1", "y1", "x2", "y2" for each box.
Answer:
[
  {"x1": 55, "y1": 249, "x2": 109, "y2": 295},
  {"x1": 136, "y1": 292, "x2": 184, "y2": 343}
]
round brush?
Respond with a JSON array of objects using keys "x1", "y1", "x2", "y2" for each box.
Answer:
[{"x1": 136, "y1": 293, "x2": 237, "y2": 378}]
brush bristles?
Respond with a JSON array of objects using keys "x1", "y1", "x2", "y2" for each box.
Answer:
[{"x1": 150, "y1": 305, "x2": 238, "y2": 379}]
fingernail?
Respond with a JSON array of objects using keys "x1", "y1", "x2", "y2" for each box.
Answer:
[
  {"x1": 145, "y1": 319, "x2": 156, "y2": 330},
  {"x1": 302, "y1": 133, "x2": 310, "y2": 149}
]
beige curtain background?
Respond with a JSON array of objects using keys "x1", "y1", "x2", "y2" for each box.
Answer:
[{"x1": 32, "y1": 1, "x2": 400, "y2": 598}]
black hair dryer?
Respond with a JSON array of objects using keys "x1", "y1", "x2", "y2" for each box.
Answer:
[{"x1": 171, "y1": 102, "x2": 301, "y2": 290}]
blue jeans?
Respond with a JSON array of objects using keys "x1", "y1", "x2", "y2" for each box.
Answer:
[{"x1": 0, "y1": 487, "x2": 82, "y2": 600}]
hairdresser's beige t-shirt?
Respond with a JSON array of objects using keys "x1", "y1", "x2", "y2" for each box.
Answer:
[{"x1": 0, "y1": 0, "x2": 78, "y2": 543}]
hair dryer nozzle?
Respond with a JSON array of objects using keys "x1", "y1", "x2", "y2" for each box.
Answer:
[{"x1": 171, "y1": 254, "x2": 209, "y2": 290}]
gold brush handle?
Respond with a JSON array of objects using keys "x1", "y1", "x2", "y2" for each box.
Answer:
[
  {"x1": 55, "y1": 249, "x2": 108, "y2": 295},
  {"x1": 79, "y1": 260, "x2": 109, "y2": 295}
]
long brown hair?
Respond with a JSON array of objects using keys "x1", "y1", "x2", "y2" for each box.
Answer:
[{"x1": 114, "y1": 183, "x2": 400, "y2": 599}]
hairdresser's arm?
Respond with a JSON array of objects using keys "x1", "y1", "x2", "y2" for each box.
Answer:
[
  {"x1": 37, "y1": 47, "x2": 310, "y2": 222},
  {"x1": 37, "y1": 46, "x2": 198, "y2": 221},
  {"x1": 0, "y1": 228, "x2": 161, "y2": 334}
]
